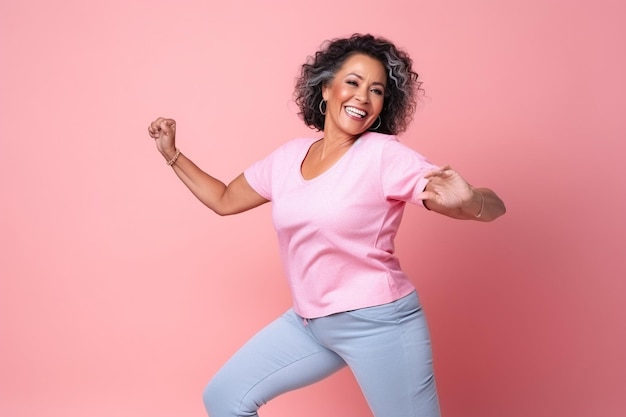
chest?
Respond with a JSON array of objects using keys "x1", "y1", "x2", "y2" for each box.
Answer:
[
  {"x1": 271, "y1": 150, "x2": 395, "y2": 235},
  {"x1": 300, "y1": 142, "x2": 353, "y2": 181}
]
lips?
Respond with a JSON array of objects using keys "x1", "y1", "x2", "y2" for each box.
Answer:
[{"x1": 345, "y1": 106, "x2": 367, "y2": 119}]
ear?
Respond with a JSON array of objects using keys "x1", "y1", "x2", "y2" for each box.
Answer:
[{"x1": 321, "y1": 82, "x2": 330, "y2": 101}]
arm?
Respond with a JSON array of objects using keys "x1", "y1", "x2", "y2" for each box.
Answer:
[
  {"x1": 148, "y1": 117, "x2": 268, "y2": 216},
  {"x1": 418, "y1": 166, "x2": 506, "y2": 222}
]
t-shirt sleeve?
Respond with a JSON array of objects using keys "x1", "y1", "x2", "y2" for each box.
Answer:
[
  {"x1": 243, "y1": 150, "x2": 275, "y2": 201},
  {"x1": 380, "y1": 139, "x2": 438, "y2": 206}
]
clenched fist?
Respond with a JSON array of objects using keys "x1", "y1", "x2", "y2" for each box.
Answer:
[{"x1": 148, "y1": 117, "x2": 177, "y2": 160}]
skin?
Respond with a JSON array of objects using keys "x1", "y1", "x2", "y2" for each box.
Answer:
[
  {"x1": 148, "y1": 118, "x2": 266, "y2": 216},
  {"x1": 148, "y1": 53, "x2": 505, "y2": 221},
  {"x1": 301, "y1": 54, "x2": 386, "y2": 180}
]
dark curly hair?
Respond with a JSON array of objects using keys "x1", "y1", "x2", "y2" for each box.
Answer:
[{"x1": 294, "y1": 33, "x2": 421, "y2": 135}]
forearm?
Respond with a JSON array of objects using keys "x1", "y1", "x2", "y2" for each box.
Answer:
[
  {"x1": 160, "y1": 148, "x2": 268, "y2": 216},
  {"x1": 161, "y1": 149, "x2": 229, "y2": 214},
  {"x1": 426, "y1": 187, "x2": 506, "y2": 221}
]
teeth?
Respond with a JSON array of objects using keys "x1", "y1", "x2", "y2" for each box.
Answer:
[{"x1": 345, "y1": 106, "x2": 366, "y2": 118}]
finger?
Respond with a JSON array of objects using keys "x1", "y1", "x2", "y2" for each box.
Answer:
[
  {"x1": 148, "y1": 122, "x2": 162, "y2": 138},
  {"x1": 163, "y1": 118, "x2": 176, "y2": 131},
  {"x1": 148, "y1": 117, "x2": 174, "y2": 139},
  {"x1": 423, "y1": 169, "x2": 447, "y2": 179},
  {"x1": 150, "y1": 118, "x2": 164, "y2": 133},
  {"x1": 160, "y1": 119, "x2": 176, "y2": 136},
  {"x1": 159, "y1": 121, "x2": 170, "y2": 137},
  {"x1": 418, "y1": 190, "x2": 447, "y2": 206},
  {"x1": 416, "y1": 190, "x2": 437, "y2": 201},
  {"x1": 427, "y1": 165, "x2": 457, "y2": 179}
]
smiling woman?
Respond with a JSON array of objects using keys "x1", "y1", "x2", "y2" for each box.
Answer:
[
  {"x1": 294, "y1": 33, "x2": 420, "y2": 136},
  {"x1": 320, "y1": 54, "x2": 386, "y2": 140},
  {"x1": 147, "y1": 33, "x2": 505, "y2": 417}
]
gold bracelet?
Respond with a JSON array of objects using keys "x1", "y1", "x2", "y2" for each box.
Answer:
[
  {"x1": 475, "y1": 189, "x2": 485, "y2": 218},
  {"x1": 166, "y1": 148, "x2": 181, "y2": 166}
]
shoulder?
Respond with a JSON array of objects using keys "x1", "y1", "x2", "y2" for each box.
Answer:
[
  {"x1": 358, "y1": 132, "x2": 416, "y2": 156},
  {"x1": 354, "y1": 132, "x2": 398, "y2": 156},
  {"x1": 254, "y1": 137, "x2": 317, "y2": 164},
  {"x1": 364, "y1": 132, "x2": 435, "y2": 170},
  {"x1": 270, "y1": 137, "x2": 317, "y2": 157},
  {"x1": 359, "y1": 131, "x2": 399, "y2": 146},
  {"x1": 365, "y1": 132, "x2": 424, "y2": 157},
  {"x1": 283, "y1": 137, "x2": 318, "y2": 149}
]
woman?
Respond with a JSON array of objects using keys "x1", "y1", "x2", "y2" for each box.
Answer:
[{"x1": 148, "y1": 34, "x2": 505, "y2": 417}]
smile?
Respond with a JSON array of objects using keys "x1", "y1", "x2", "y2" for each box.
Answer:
[{"x1": 345, "y1": 106, "x2": 367, "y2": 118}]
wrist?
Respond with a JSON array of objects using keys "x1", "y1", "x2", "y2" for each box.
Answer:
[
  {"x1": 164, "y1": 148, "x2": 181, "y2": 166},
  {"x1": 461, "y1": 188, "x2": 484, "y2": 217},
  {"x1": 470, "y1": 188, "x2": 484, "y2": 218},
  {"x1": 160, "y1": 147, "x2": 177, "y2": 160}
]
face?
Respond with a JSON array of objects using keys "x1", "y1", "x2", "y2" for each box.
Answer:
[{"x1": 322, "y1": 53, "x2": 387, "y2": 138}]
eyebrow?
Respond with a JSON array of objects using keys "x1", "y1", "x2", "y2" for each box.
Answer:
[{"x1": 346, "y1": 73, "x2": 386, "y2": 88}]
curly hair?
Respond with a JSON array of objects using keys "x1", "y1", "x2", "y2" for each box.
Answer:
[{"x1": 294, "y1": 33, "x2": 421, "y2": 135}]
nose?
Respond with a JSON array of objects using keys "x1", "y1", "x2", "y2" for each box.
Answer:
[{"x1": 355, "y1": 86, "x2": 369, "y2": 103}]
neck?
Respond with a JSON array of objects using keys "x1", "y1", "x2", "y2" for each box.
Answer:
[
  {"x1": 319, "y1": 126, "x2": 363, "y2": 157},
  {"x1": 318, "y1": 137, "x2": 355, "y2": 160}
]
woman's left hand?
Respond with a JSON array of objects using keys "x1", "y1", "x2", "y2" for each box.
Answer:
[
  {"x1": 417, "y1": 165, "x2": 473, "y2": 209},
  {"x1": 417, "y1": 165, "x2": 506, "y2": 221}
]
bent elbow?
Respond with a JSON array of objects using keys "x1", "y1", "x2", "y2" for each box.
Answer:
[{"x1": 487, "y1": 200, "x2": 507, "y2": 221}]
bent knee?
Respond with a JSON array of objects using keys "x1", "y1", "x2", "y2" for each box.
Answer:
[
  {"x1": 202, "y1": 377, "x2": 260, "y2": 417},
  {"x1": 202, "y1": 379, "x2": 227, "y2": 416}
]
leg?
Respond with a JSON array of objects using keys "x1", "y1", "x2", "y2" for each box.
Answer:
[
  {"x1": 202, "y1": 309, "x2": 346, "y2": 417},
  {"x1": 309, "y1": 292, "x2": 441, "y2": 417}
]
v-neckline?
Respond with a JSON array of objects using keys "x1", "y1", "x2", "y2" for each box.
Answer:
[{"x1": 299, "y1": 137, "x2": 361, "y2": 182}]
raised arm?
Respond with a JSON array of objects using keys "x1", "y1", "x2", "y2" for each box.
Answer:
[
  {"x1": 148, "y1": 117, "x2": 268, "y2": 216},
  {"x1": 418, "y1": 166, "x2": 506, "y2": 222}
]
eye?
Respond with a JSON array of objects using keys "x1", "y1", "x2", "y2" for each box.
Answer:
[
  {"x1": 346, "y1": 80, "x2": 358, "y2": 86},
  {"x1": 371, "y1": 88, "x2": 384, "y2": 96}
]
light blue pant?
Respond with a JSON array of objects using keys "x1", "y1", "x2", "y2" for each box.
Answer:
[{"x1": 203, "y1": 291, "x2": 440, "y2": 417}]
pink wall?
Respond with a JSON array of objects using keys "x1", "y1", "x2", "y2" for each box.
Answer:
[{"x1": 1, "y1": 1, "x2": 624, "y2": 416}]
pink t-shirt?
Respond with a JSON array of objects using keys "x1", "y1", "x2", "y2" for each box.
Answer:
[{"x1": 244, "y1": 132, "x2": 437, "y2": 318}]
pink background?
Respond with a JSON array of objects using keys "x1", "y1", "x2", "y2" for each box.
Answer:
[{"x1": 1, "y1": 1, "x2": 624, "y2": 416}]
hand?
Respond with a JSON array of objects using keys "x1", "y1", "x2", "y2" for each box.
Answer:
[
  {"x1": 148, "y1": 117, "x2": 177, "y2": 159},
  {"x1": 417, "y1": 165, "x2": 474, "y2": 209}
]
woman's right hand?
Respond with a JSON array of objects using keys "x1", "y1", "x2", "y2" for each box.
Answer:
[{"x1": 148, "y1": 117, "x2": 177, "y2": 160}]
